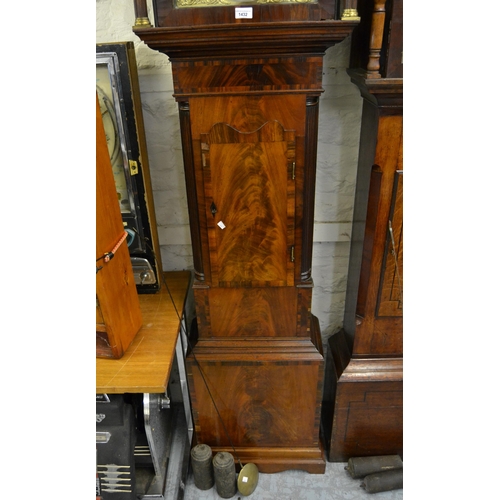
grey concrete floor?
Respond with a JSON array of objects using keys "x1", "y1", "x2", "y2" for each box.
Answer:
[{"x1": 182, "y1": 461, "x2": 403, "y2": 500}]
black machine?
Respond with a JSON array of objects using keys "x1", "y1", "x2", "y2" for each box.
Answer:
[
  {"x1": 96, "y1": 395, "x2": 137, "y2": 499},
  {"x1": 96, "y1": 340, "x2": 193, "y2": 499}
]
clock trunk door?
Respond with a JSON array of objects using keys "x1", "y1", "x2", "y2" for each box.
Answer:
[
  {"x1": 377, "y1": 170, "x2": 403, "y2": 317},
  {"x1": 201, "y1": 121, "x2": 296, "y2": 287}
]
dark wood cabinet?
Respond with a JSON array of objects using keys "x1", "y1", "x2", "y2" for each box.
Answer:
[
  {"x1": 321, "y1": 0, "x2": 403, "y2": 462},
  {"x1": 132, "y1": 0, "x2": 358, "y2": 473}
]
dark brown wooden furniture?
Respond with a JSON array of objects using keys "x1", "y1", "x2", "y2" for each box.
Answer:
[
  {"x1": 132, "y1": 0, "x2": 358, "y2": 473},
  {"x1": 321, "y1": 0, "x2": 403, "y2": 461}
]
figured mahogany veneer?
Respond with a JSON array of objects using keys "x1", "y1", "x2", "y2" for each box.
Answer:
[
  {"x1": 133, "y1": 0, "x2": 357, "y2": 473},
  {"x1": 183, "y1": 89, "x2": 326, "y2": 473},
  {"x1": 195, "y1": 286, "x2": 313, "y2": 338},
  {"x1": 187, "y1": 323, "x2": 325, "y2": 472},
  {"x1": 201, "y1": 121, "x2": 296, "y2": 287}
]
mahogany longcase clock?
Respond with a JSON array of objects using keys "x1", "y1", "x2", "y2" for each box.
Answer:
[
  {"x1": 321, "y1": 0, "x2": 403, "y2": 462},
  {"x1": 132, "y1": 0, "x2": 359, "y2": 473}
]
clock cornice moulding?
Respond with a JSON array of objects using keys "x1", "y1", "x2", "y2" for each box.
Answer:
[{"x1": 133, "y1": 20, "x2": 359, "y2": 59}]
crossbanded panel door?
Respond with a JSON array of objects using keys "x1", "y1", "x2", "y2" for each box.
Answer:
[
  {"x1": 377, "y1": 170, "x2": 403, "y2": 317},
  {"x1": 201, "y1": 121, "x2": 296, "y2": 287}
]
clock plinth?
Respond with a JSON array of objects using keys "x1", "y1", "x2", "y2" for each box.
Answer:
[{"x1": 187, "y1": 319, "x2": 326, "y2": 474}]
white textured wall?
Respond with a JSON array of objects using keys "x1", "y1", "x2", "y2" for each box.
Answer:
[{"x1": 96, "y1": 0, "x2": 363, "y2": 341}]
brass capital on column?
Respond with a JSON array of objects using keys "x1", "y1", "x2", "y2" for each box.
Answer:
[
  {"x1": 341, "y1": 9, "x2": 360, "y2": 21},
  {"x1": 341, "y1": 0, "x2": 360, "y2": 21},
  {"x1": 133, "y1": 0, "x2": 152, "y2": 28},
  {"x1": 134, "y1": 17, "x2": 152, "y2": 28}
]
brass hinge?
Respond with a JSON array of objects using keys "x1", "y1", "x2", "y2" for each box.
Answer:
[
  {"x1": 290, "y1": 245, "x2": 295, "y2": 262},
  {"x1": 292, "y1": 161, "x2": 296, "y2": 180}
]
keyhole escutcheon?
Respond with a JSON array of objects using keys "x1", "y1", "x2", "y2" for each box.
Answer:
[{"x1": 210, "y1": 201, "x2": 217, "y2": 217}]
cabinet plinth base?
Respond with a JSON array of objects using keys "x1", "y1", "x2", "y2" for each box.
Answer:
[
  {"x1": 321, "y1": 330, "x2": 403, "y2": 462},
  {"x1": 187, "y1": 316, "x2": 325, "y2": 474},
  {"x1": 210, "y1": 445, "x2": 326, "y2": 474}
]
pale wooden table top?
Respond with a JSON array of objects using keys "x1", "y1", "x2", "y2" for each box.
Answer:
[{"x1": 96, "y1": 271, "x2": 192, "y2": 394}]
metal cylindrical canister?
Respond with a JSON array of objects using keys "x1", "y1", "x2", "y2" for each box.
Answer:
[
  {"x1": 190, "y1": 444, "x2": 214, "y2": 490},
  {"x1": 213, "y1": 452, "x2": 237, "y2": 498},
  {"x1": 345, "y1": 455, "x2": 403, "y2": 479},
  {"x1": 361, "y1": 468, "x2": 403, "y2": 493}
]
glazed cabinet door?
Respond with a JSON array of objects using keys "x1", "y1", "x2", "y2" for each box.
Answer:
[{"x1": 201, "y1": 121, "x2": 296, "y2": 288}]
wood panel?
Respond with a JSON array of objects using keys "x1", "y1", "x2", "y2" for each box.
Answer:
[
  {"x1": 322, "y1": 333, "x2": 403, "y2": 461},
  {"x1": 353, "y1": 113, "x2": 403, "y2": 357},
  {"x1": 328, "y1": 359, "x2": 403, "y2": 461},
  {"x1": 191, "y1": 362, "x2": 321, "y2": 448},
  {"x1": 190, "y1": 95, "x2": 306, "y2": 137},
  {"x1": 186, "y1": 324, "x2": 325, "y2": 473},
  {"x1": 172, "y1": 56, "x2": 324, "y2": 96},
  {"x1": 178, "y1": 101, "x2": 206, "y2": 282},
  {"x1": 96, "y1": 95, "x2": 142, "y2": 359},
  {"x1": 189, "y1": 95, "x2": 306, "y2": 286},
  {"x1": 330, "y1": 384, "x2": 403, "y2": 460},
  {"x1": 202, "y1": 121, "x2": 295, "y2": 287},
  {"x1": 193, "y1": 286, "x2": 313, "y2": 337},
  {"x1": 354, "y1": 167, "x2": 382, "y2": 319}
]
